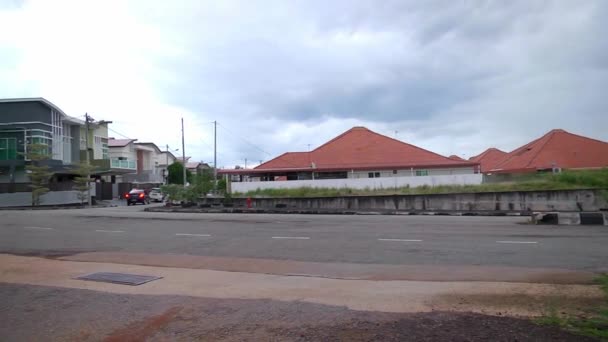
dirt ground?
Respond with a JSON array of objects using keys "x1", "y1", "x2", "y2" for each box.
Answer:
[{"x1": 0, "y1": 283, "x2": 597, "y2": 342}]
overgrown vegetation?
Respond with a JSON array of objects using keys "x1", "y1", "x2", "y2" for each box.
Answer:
[
  {"x1": 72, "y1": 161, "x2": 95, "y2": 206},
  {"x1": 167, "y1": 162, "x2": 192, "y2": 185},
  {"x1": 24, "y1": 143, "x2": 52, "y2": 206},
  {"x1": 234, "y1": 169, "x2": 608, "y2": 198},
  {"x1": 161, "y1": 170, "x2": 218, "y2": 204},
  {"x1": 537, "y1": 274, "x2": 608, "y2": 340}
]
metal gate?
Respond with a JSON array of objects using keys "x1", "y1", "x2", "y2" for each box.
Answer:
[
  {"x1": 117, "y1": 183, "x2": 133, "y2": 199},
  {"x1": 95, "y1": 183, "x2": 113, "y2": 200}
]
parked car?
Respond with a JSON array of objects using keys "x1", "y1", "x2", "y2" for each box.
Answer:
[
  {"x1": 149, "y1": 188, "x2": 164, "y2": 202},
  {"x1": 125, "y1": 189, "x2": 149, "y2": 206}
]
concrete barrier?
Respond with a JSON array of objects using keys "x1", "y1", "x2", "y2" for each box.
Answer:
[
  {"x1": 232, "y1": 189, "x2": 607, "y2": 213},
  {"x1": 0, "y1": 190, "x2": 84, "y2": 207},
  {"x1": 534, "y1": 212, "x2": 606, "y2": 225}
]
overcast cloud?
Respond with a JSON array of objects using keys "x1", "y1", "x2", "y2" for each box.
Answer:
[{"x1": 1, "y1": 0, "x2": 607, "y2": 167}]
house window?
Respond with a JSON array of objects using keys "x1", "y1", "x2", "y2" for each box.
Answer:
[
  {"x1": 415, "y1": 170, "x2": 429, "y2": 176},
  {"x1": 393, "y1": 170, "x2": 397, "y2": 174},
  {"x1": 0, "y1": 138, "x2": 17, "y2": 160},
  {"x1": 368, "y1": 172, "x2": 381, "y2": 178},
  {"x1": 102, "y1": 143, "x2": 108, "y2": 159}
]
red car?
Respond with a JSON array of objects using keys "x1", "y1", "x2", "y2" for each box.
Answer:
[{"x1": 125, "y1": 189, "x2": 149, "y2": 206}]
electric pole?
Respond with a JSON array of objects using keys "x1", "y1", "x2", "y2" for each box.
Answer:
[
  {"x1": 213, "y1": 121, "x2": 217, "y2": 190},
  {"x1": 181, "y1": 118, "x2": 186, "y2": 187},
  {"x1": 84, "y1": 113, "x2": 92, "y2": 207},
  {"x1": 244, "y1": 158, "x2": 247, "y2": 169},
  {"x1": 165, "y1": 144, "x2": 169, "y2": 184}
]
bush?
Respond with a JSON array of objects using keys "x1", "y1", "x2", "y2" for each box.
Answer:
[{"x1": 160, "y1": 184, "x2": 183, "y2": 203}]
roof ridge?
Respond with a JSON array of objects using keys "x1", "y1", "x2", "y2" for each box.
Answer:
[
  {"x1": 493, "y1": 131, "x2": 549, "y2": 169},
  {"x1": 312, "y1": 127, "x2": 366, "y2": 152},
  {"x1": 523, "y1": 129, "x2": 562, "y2": 169},
  {"x1": 345, "y1": 127, "x2": 470, "y2": 164},
  {"x1": 556, "y1": 129, "x2": 608, "y2": 145}
]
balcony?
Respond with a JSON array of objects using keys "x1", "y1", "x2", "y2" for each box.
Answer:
[{"x1": 111, "y1": 158, "x2": 136, "y2": 170}]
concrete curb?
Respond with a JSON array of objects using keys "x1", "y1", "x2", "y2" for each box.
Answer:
[
  {"x1": 145, "y1": 207, "x2": 608, "y2": 225},
  {"x1": 532, "y1": 212, "x2": 608, "y2": 225},
  {"x1": 145, "y1": 206, "x2": 531, "y2": 217},
  {"x1": 0, "y1": 204, "x2": 116, "y2": 210}
]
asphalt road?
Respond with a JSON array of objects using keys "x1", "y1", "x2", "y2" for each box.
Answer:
[{"x1": 0, "y1": 206, "x2": 607, "y2": 271}]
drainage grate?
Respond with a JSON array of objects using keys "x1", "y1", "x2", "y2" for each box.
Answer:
[{"x1": 76, "y1": 272, "x2": 162, "y2": 286}]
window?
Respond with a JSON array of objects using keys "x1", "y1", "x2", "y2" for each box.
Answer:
[
  {"x1": 102, "y1": 143, "x2": 108, "y2": 159},
  {"x1": 415, "y1": 170, "x2": 429, "y2": 176},
  {"x1": 393, "y1": 170, "x2": 397, "y2": 174},
  {"x1": 368, "y1": 172, "x2": 381, "y2": 178},
  {"x1": 0, "y1": 138, "x2": 17, "y2": 160}
]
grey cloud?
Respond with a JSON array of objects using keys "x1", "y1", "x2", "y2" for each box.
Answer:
[{"x1": 3, "y1": 0, "x2": 607, "y2": 167}]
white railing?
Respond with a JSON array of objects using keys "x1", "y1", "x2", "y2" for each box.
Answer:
[{"x1": 110, "y1": 159, "x2": 136, "y2": 169}]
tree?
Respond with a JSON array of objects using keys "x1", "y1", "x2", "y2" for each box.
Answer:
[
  {"x1": 167, "y1": 162, "x2": 192, "y2": 185},
  {"x1": 25, "y1": 143, "x2": 52, "y2": 206},
  {"x1": 217, "y1": 178, "x2": 227, "y2": 194},
  {"x1": 191, "y1": 170, "x2": 214, "y2": 196},
  {"x1": 72, "y1": 161, "x2": 95, "y2": 206}
]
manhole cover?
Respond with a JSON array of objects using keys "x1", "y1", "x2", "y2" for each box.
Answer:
[{"x1": 76, "y1": 272, "x2": 162, "y2": 286}]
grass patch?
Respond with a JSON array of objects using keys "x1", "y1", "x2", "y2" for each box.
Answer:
[
  {"x1": 234, "y1": 169, "x2": 608, "y2": 198},
  {"x1": 536, "y1": 274, "x2": 608, "y2": 340}
]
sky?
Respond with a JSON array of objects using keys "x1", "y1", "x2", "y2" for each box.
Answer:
[{"x1": 1, "y1": 0, "x2": 607, "y2": 168}]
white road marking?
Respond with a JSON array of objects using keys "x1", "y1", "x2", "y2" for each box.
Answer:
[
  {"x1": 496, "y1": 240, "x2": 538, "y2": 244},
  {"x1": 378, "y1": 238, "x2": 422, "y2": 242},
  {"x1": 95, "y1": 229, "x2": 125, "y2": 233},
  {"x1": 175, "y1": 233, "x2": 211, "y2": 237},
  {"x1": 271, "y1": 236, "x2": 310, "y2": 240},
  {"x1": 23, "y1": 226, "x2": 54, "y2": 230}
]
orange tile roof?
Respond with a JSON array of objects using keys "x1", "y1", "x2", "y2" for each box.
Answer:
[
  {"x1": 491, "y1": 129, "x2": 608, "y2": 173},
  {"x1": 469, "y1": 148, "x2": 508, "y2": 173},
  {"x1": 255, "y1": 127, "x2": 477, "y2": 172},
  {"x1": 448, "y1": 155, "x2": 466, "y2": 161}
]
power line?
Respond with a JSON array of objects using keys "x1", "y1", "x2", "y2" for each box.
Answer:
[
  {"x1": 216, "y1": 122, "x2": 314, "y2": 169},
  {"x1": 107, "y1": 127, "x2": 133, "y2": 140},
  {"x1": 216, "y1": 122, "x2": 274, "y2": 157}
]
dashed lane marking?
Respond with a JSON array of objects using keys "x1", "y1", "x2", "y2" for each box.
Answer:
[
  {"x1": 378, "y1": 238, "x2": 422, "y2": 242},
  {"x1": 271, "y1": 236, "x2": 311, "y2": 240}
]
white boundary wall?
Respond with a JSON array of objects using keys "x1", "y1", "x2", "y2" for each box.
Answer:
[
  {"x1": 0, "y1": 185, "x2": 96, "y2": 207},
  {"x1": 232, "y1": 174, "x2": 483, "y2": 193}
]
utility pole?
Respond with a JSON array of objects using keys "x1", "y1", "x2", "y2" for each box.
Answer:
[
  {"x1": 213, "y1": 121, "x2": 217, "y2": 190},
  {"x1": 181, "y1": 118, "x2": 186, "y2": 187},
  {"x1": 165, "y1": 144, "x2": 169, "y2": 184},
  {"x1": 244, "y1": 158, "x2": 247, "y2": 169},
  {"x1": 84, "y1": 113, "x2": 92, "y2": 207}
]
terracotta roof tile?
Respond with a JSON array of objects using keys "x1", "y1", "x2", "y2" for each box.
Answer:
[
  {"x1": 448, "y1": 155, "x2": 466, "y2": 161},
  {"x1": 492, "y1": 129, "x2": 608, "y2": 172},
  {"x1": 108, "y1": 138, "x2": 136, "y2": 147},
  {"x1": 255, "y1": 127, "x2": 477, "y2": 172},
  {"x1": 469, "y1": 148, "x2": 508, "y2": 173}
]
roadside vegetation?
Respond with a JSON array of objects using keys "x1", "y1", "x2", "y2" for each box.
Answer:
[
  {"x1": 161, "y1": 169, "x2": 228, "y2": 205},
  {"x1": 536, "y1": 274, "x2": 608, "y2": 340},
  {"x1": 234, "y1": 169, "x2": 608, "y2": 198},
  {"x1": 23, "y1": 143, "x2": 52, "y2": 206}
]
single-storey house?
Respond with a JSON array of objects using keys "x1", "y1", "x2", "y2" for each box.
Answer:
[{"x1": 220, "y1": 127, "x2": 481, "y2": 192}]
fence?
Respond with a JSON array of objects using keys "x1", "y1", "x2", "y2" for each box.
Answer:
[{"x1": 0, "y1": 181, "x2": 78, "y2": 193}]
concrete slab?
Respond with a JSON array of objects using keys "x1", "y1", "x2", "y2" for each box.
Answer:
[{"x1": 557, "y1": 212, "x2": 581, "y2": 225}]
